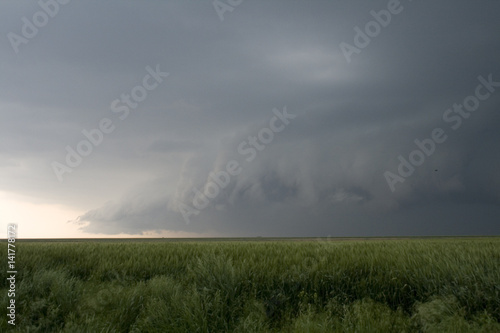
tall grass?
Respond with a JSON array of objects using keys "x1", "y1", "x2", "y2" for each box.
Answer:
[{"x1": 0, "y1": 238, "x2": 498, "y2": 331}]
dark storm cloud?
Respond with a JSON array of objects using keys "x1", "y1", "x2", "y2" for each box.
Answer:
[{"x1": 1, "y1": 0, "x2": 499, "y2": 236}]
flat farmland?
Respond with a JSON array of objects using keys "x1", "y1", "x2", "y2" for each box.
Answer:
[{"x1": 1, "y1": 238, "x2": 499, "y2": 332}]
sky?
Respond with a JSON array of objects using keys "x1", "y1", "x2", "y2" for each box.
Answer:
[{"x1": 1, "y1": 0, "x2": 499, "y2": 238}]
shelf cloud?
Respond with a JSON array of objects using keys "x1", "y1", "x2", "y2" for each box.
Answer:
[{"x1": 1, "y1": 0, "x2": 499, "y2": 237}]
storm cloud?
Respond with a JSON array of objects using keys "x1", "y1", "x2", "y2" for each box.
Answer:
[{"x1": 1, "y1": 0, "x2": 499, "y2": 237}]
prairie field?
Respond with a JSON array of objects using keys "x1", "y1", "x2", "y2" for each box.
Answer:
[{"x1": 1, "y1": 238, "x2": 499, "y2": 332}]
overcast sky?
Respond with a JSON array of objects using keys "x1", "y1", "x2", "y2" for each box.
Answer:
[{"x1": 1, "y1": 0, "x2": 499, "y2": 238}]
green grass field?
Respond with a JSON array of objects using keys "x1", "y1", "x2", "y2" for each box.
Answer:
[{"x1": 1, "y1": 238, "x2": 499, "y2": 332}]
